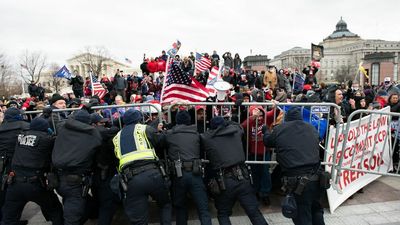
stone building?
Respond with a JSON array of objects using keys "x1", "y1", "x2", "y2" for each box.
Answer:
[
  {"x1": 242, "y1": 55, "x2": 270, "y2": 71},
  {"x1": 67, "y1": 53, "x2": 133, "y2": 78},
  {"x1": 271, "y1": 17, "x2": 400, "y2": 84}
]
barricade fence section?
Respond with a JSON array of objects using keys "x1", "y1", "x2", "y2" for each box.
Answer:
[
  {"x1": 23, "y1": 103, "x2": 163, "y2": 133},
  {"x1": 167, "y1": 101, "x2": 342, "y2": 178},
  {"x1": 333, "y1": 109, "x2": 400, "y2": 189},
  {"x1": 21, "y1": 102, "x2": 400, "y2": 195}
]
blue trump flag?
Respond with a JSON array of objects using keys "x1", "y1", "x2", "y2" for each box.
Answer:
[
  {"x1": 282, "y1": 105, "x2": 328, "y2": 140},
  {"x1": 54, "y1": 65, "x2": 72, "y2": 80}
]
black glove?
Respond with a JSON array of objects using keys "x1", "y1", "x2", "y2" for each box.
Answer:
[
  {"x1": 42, "y1": 107, "x2": 52, "y2": 118},
  {"x1": 261, "y1": 125, "x2": 268, "y2": 134}
]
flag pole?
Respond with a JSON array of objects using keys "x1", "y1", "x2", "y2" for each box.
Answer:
[
  {"x1": 89, "y1": 71, "x2": 94, "y2": 97},
  {"x1": 160, "y1": 56, "x2": 170, "y2": 103}
]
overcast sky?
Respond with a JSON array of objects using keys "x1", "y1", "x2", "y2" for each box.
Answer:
[{"x1": 1, "y1": 0, "x2": 399, "y2": 69}]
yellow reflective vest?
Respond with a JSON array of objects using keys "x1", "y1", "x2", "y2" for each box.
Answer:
[{"x1": 113, "y1": 124, "x2": 157, "y2": 171}]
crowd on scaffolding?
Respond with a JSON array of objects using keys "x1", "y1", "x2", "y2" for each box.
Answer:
[{"x1": 1, "y1": 50, "x2": 400, "y2": 225}]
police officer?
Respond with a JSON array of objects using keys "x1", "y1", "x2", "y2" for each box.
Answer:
[
  {"x1": 164, "y1": 110, "x2": 211, "y2": 225},
  {"x1": 2, "y1": 117, "x2": 63, "y2": 225},
  {"x1": 0, "y1": 108, "x2": 29, "y2": 222},
  {"x1": 52, "y1": 110, "x2": 102, "y2": 225},
  {"x1": 201, "y1": 116, "x2": 268, "y2": 225},
  {"x1": 90, "y1": 113, "x2": 120, "y2": 225},
  {"x1": 113, "y1": 109, "x2": 171, "y2": 225},
  {"x1": 263, "y1": 107, "x2": 325, "y2": 225}
]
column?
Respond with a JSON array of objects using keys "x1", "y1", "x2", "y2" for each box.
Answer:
[{"x1": 394, "y1": 52, "x2": 398, "y2": 81}]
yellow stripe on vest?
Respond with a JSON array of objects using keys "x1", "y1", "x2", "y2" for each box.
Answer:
[{"x1": 113, "y1": 124, "x2": 156, "y2": 171}]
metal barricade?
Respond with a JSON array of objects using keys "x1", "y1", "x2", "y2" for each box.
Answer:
[
  {"x1": 334, "y1": 109, "x2": 400, "y2": 190},
  {"x1": 23, "y1": 103, "x2": 163, "y2": 133},
  {"x1": 166, "y1": 101, "x2": 343, "y2": 178}
]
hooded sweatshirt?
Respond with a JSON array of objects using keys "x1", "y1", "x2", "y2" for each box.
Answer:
[{"x1": 241, "y1": 106, "x2": 276, "y2": 155}]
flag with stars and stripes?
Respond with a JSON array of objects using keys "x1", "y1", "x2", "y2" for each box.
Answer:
[
  {"x1": 161, "y1": 63, "x2": 209, "y2": 103},
  {"x1": 195, "y1": 52, "x2": 211, "y2": 73},
  {"x1": 90, "y1": 74, "x2": 107, "y2": 99},
  {"x1": 205, "y1": 66, "x2": 219, "y2": 96}
]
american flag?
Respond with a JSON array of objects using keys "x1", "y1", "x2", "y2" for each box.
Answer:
[
  {"x1": 195, "y1": 52, "x2": 211, "y2": 73},
  {"x1": 161, "y1": 63, "x2": 209, "y2": 103},
  {"x1": 205, "y1": 66, "x2": 219, "y2": 96},
  {"x1": 91, "y1": 74, "x2": 107, "y2": 99}
]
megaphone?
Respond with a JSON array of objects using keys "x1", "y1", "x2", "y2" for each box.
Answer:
[{"x1": 213, "y1": 80, "x2": 231, "y2": 101}]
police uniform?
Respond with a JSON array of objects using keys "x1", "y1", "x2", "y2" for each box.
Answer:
[
  {"x1": 52, "y1": 110, "x2": 102, "y2": 225},
  {"x1": 201, "y1": 117, "x2": 268, "y2": 225},
  {"x1": 113, "y1": 109, "x2": 171, "y2": 225},
  {"x1": 164, "y1": 111, "x2": 211, "y2": 225},
  {"x1": 263, "y1": 107, "x2": 325, "y2": 225},
  {"x1": 0, "y1": 108, "x2": 30, "y2": 222},
  {"x1": 2, "y1": 117, "x2": 63, "y2": 225},
  {"x1": 90, "y1": 113, "x2": 120, "y2": 225}
]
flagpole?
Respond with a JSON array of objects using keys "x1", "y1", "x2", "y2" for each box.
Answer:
[
  {"x1": 89, "y1": 71, "x2": 94, "y2": 97},
  {"x1": 160, "y1": 56, "x2": 170, "y2": 103}
]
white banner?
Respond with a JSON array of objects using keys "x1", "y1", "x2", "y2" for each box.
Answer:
[{"x1": 326, "y1": 107, "x2": 392, "y2": 213}]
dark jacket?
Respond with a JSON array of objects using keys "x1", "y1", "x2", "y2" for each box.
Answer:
[
  {"x1": 201, "y1": 123, "x2": 245, "y2": 170},
  {"x1": 94, "y1": 125, "x2": 120, "y2": 176},
  {"x1": 263, "y1": 108, "x2": 320, "y2": 176},
  {"x1": 113, "y1": 76, "x2": 127, "y2": 90},
  {"x1": 0, "y1": 121, "x2": 30, "y2": 159},
  {"x1": 165, "y1": 124, "x2": 201, "y2": 161},
  {"x1": 28, "y1": 84, "x2": 39, "y2": 97},
  {"x1": 12, "y1": 130, "x2": 54, "y2": 171},
  {"x1": 69, "y1": 75, "x2": 84, "y2": 91},
  {"x1": 52, "y1": 118, "x2": 102, "y2": 173}
]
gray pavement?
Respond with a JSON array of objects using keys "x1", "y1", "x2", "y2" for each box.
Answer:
[{"x1": 20, "y1": 176, "x2": 400, "y2": 225}]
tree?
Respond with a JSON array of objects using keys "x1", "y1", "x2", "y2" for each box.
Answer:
[
  {"x1": 48, "y1": 63, "x2": 62, "y2": 93},
  {"x1": 334, "y1": 65, "x2": 356, "y2": 84},
  {"x1": 0, "y1": 53, "x2": 11, "y2": 96},
  {"x1": 76, "y1": 46, "x2": 110, "y2": 77},
  {"x1": 19, "y1": 50, "x2": 47, "y2": 84}
]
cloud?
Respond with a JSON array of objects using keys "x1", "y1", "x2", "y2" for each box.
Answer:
[{"x1": 0, "y1": 0, "x2": 399, "y2": 69}]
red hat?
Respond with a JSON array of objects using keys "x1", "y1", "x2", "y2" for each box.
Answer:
[{"x1": 303, "y1": 84, "x2": 312, "y2": 91}]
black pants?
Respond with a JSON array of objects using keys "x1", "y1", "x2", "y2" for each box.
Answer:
[
  {"x1": 56, "y1": 178, "x2": 86, "y2": 225},
  {"x1": 293, "y1": 180, "x2": 325, "y2": 225},
  {"x1": 123, "y1": 168, "x2": 171, "y2": 225},
  {"x1": 214, "y1": 177, "x2": 268, "y2": 225},
  {"x1": 92, "y1": 171, "x2": 120, "y2": 225},
  {"x1": 2, "y1": 181, "x2": 63, "y2": 225},
  {"x1": 172, "y1": 171, "x2": 211, "y2": 225}
]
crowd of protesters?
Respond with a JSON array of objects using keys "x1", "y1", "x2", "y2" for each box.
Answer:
[{"x1": 1, "y1": 50, "x2": 400, "y2": 224}]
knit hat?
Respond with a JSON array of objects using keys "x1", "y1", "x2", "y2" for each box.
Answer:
[
  {"x1": 176, "y1": 110, "x2": 191, "y2": 125},
  {"x1": 4, "y1": 108, "x2": 22, "y2": 122},
  {"x1": 210, "y1": 116, "x2": 225, "y2": 129},
  {"x1": 73, "y1": 110, "x2": 91, "y2": 124},
  {"x1": 123, "y1": 109, "x2": 142, "y2": 125},
  {"x1": 50, "y1": 94, "x2": 65, "y2": 105},
  {"x1": 30, "y1": 117, "x2": 49, "y2": 132},
  {"x1": 286, "y1": 107, "x2": 302, "y2": 121}
]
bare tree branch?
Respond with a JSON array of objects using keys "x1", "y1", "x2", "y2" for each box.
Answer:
[
  {"x1": 75, "y1": 46, "x2": 110, "y2": 77},
  {"x1": 19, "y1": 50, "x2": 47, "y2": 84}
]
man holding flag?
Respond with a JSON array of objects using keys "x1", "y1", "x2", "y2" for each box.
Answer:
[{"x1": 69, "y1": 70, "x2": 84, "y2": 98}]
